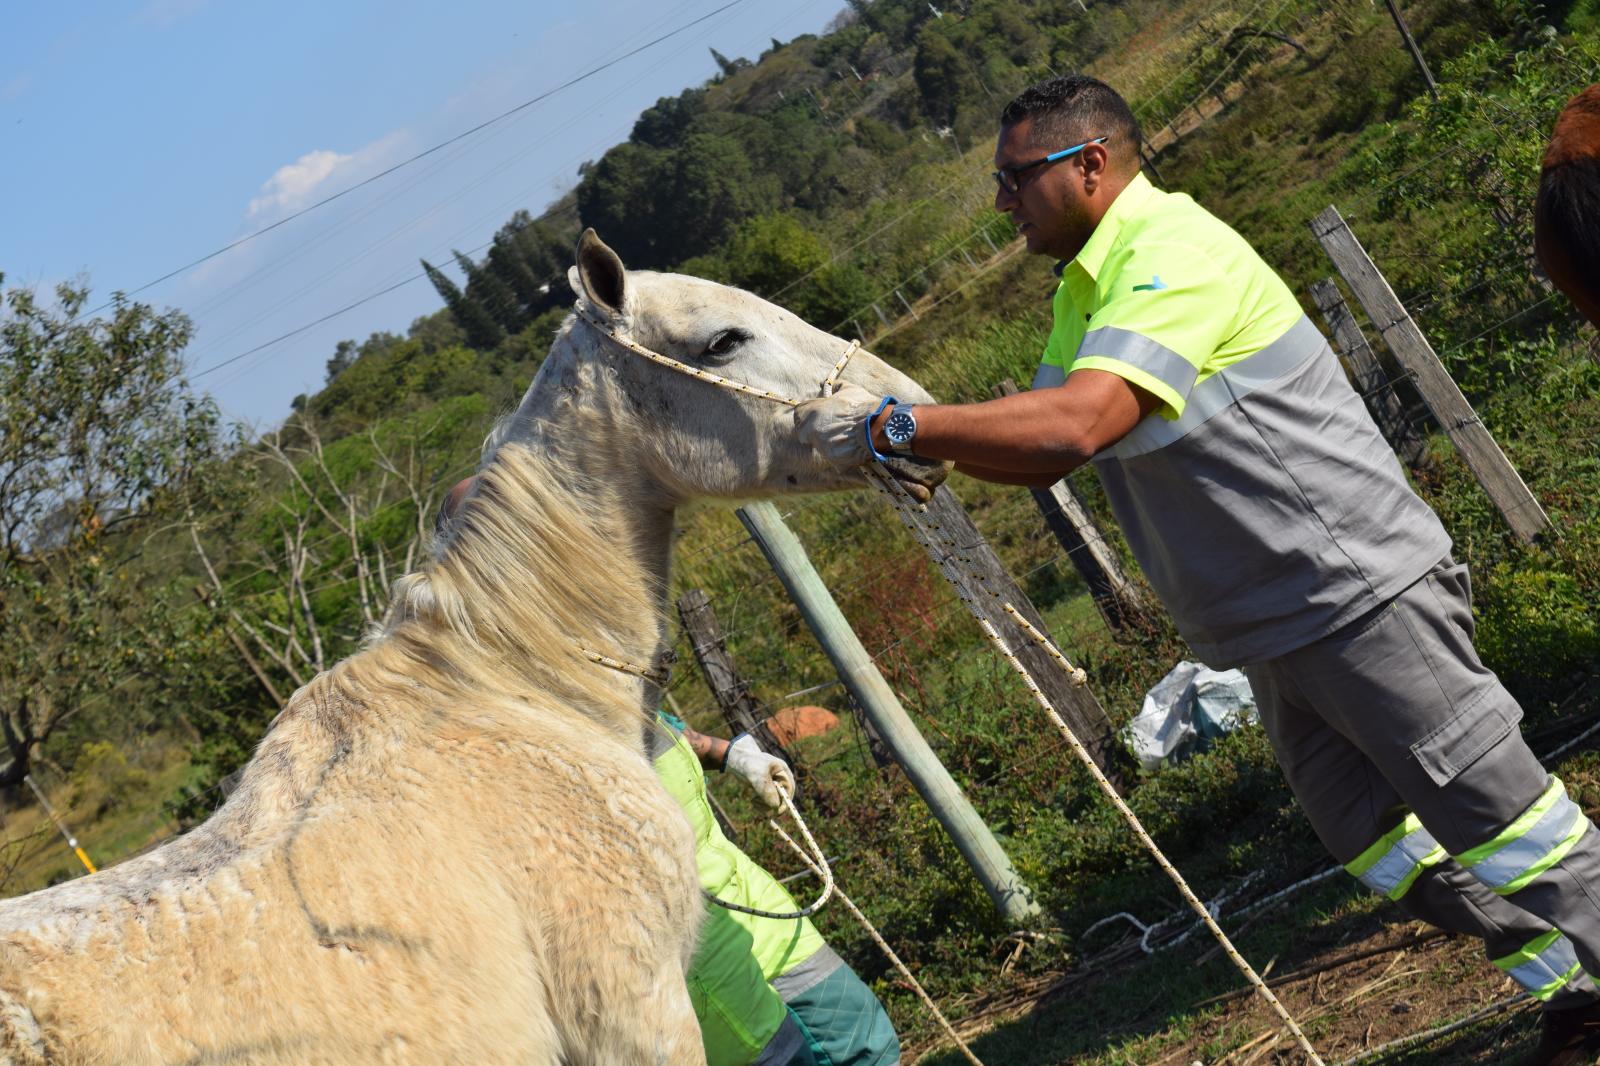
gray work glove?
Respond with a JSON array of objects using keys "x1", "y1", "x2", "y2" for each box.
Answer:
[
  {"x1": 793, "y1": 383, "x2": 883, "y2": 468},
  {"x1": 723, "y1": 734, "x2": 796, "y2": 809}
]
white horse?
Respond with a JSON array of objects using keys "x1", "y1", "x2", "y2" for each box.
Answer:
[{"x1": 0, "y1": 230, "x2": 943, "y2": 1065}]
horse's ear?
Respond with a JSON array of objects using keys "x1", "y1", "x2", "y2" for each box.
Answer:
[{"x1": 574, "y1": 228, "x2": 627, "y2": 316}]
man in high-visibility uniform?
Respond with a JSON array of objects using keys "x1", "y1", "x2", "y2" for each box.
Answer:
[
  {"x1": 650, "y1": 714, "x2": 901, "y2": 1066},
  {"x1": 795, "y1": 74, "x2": 1600, "y2": 1064}
]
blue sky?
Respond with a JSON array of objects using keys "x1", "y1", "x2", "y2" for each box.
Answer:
[{"x1": 1, "y1": 0, "x2": 842, "y2": 426}]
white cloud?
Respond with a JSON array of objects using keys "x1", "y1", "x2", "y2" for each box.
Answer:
[
  {"x1": 243, "y1": 131, "x2": 410, "y2": 225},
  {"x1": 247, "y1": 148, "x2": 355, "y2": 221}
]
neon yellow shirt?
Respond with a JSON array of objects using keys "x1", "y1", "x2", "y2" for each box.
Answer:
[
  {"x1": 1034, "y1": 172, "x2": 1450, "y2": 667},
  {"x1": 654, "y1": 719, "x2": 826, "y2": 1065},
  {"x1": 1037, "y1": 171, "x2": 1304, "y2": 416}
]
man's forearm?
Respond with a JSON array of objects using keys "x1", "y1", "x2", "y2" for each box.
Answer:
[
  {"x1": 954, "y1": 462, "x2": 1076, "y2": 487},
  {"x1": 870, "y1": 370, "x2": 1156, "y2": 473},
  {"x1": 682, "y1": 726, "x2": 730, "y2": 771},
  {"x1": 882, "y1": 393, "x2": 1095, "y2": 473}
]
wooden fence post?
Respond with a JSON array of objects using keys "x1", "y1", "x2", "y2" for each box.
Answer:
[
  {"x1": 992, "y1": 379, "x2": 1154, "y2": 638},
  {"x1": 737, "y1": 501, "x2": 1041, "y2": 923},
  {"x1": 676, "y1": 588, "x2": 797, "y2": 765},
  {"x1": 1382, "y1": 0, "x2": 1439, "y2": 101},
  {"x1": 1307, "y1": 279, "x2": 1433, "y2": 475},
  {"x1": 1311, "y1": 205, "x2": 1550, "y2": 544},
  {"x1": 917, "y1": 486, "x2": 1134, "y2": 790}
]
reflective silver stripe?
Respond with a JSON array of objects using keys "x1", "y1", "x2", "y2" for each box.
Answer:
[
  {"x1": 1353, "y1": 824, "x2": 1444, "y2": 900},
  {"x1": 1100, "y1": 315, "x2": 1326, "y2": 460},
  {"x1": 770, "y1": 943, "x2": 843, "y2": 999},
  {"x1": 1467, "y1": 790, "x2": 1586, "y2": 893},
  {"x1": 1499, "y1": 933, "x2": 1584, "y2": 1000},
  {"x1": 1077, "y1": 327, "x2": 1199, "y2": 397},
  {"x1": 1032, "y1": 362, "x2": 1066, "y2": 390}
]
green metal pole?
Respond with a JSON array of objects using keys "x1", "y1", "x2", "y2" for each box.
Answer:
[{"x1": 737, "y1": 500, "x2": 1040, "y2": 922}]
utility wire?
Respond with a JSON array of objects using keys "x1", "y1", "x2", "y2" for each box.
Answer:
[
  {"x1": 88, "y1": 0, "x2": 750, "y2": 316},
  {"x1": 190, "y1": 271, "x2": 438, "y2": 380}
]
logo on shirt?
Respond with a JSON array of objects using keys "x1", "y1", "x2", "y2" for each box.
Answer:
[{"x1": 1132, "y1": 275, "x2": 1168, "y2": 292}]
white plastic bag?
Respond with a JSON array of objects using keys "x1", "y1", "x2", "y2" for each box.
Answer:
[{"x1": 1125, "y1": 661, "x2": 1258, "y2": 771}]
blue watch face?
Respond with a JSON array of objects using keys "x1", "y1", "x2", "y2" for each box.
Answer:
[{"x1": 886, "y1": 411, "x2": 915, "y2": 441}]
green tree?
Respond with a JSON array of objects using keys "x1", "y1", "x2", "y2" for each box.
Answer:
[
  {"x1": 0, "y1": 275, "x2": 230, "y2": 787},
  {"x1": 632, "y1": 90, "x2": 707, "y2": 149},
  {"x1": 709, "y1": 214, "x2": 875, "y2": 329},
  {"x1": 913, "y1": 26, "x2": 979, "y2": 128},
  {"x1": 453, "y1": 249, "x2": 523, "y2": 332},
  {"x1": 576, "y1": 142, "x2": 669, "y2": 265},
  {"x1": 325, "y1": 339, "x2": 358, "y2": 383},
  {"x1": 422, "y1": 259, "x2": 504, "y2": 351},
  {"x1": 656, "y1": 132, "x2": 777, "y2": 260},
  {"x1": 709, "y1": 47, "x2": 748, "y2": 78}
]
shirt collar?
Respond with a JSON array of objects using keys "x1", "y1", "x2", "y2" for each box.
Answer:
[{"x1": 1068, "y1": 172, "x2": 1157, "y2": 282}]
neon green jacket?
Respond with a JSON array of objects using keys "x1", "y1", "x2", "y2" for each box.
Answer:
[{"x1": 654, "y1": 717, "x2": 826, "y2": 1065}]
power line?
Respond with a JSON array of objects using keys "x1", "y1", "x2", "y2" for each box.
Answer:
[
  {"x1": 88, "y1": 0, "x2": 751, "y2": 317},
  {"x1": 190, "y1": 271, "x2": 437, "y2": 380},
  {"x1": 185, "y1": 0, "x2": 739, "y2": 347},
  {"x1": 196, "y1": 0, "x2": 814, "y2": 395}
]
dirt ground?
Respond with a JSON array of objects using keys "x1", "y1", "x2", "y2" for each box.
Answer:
[{"x1": 910, "y1": 735, "x2": 1600, "y2": 1066}]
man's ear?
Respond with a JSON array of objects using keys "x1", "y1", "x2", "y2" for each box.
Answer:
[
  {"x1": 1081, "y1": 142, "x2": 1111, "y2": 192},
  {"x1": 574, "y1": 228, "x2": 627, "y2": 316}
]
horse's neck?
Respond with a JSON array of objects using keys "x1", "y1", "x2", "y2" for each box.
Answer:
[
  {"x1": 478, "y1": 421, "x2": 677, "y2": 739},
  {"x1": 510, "y1": 331, "x2": 688, "y2": 726}
]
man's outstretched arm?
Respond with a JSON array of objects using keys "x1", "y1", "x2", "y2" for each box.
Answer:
[{"x1": 794, "y1": 368, "x2": 1160, "y2": 482}]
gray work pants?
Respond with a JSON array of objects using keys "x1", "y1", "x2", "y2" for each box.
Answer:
[{"x1": 1244, "y1": 558, "x2": 1600, "y2": 1008}]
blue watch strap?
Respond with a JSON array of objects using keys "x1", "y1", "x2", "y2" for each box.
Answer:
[{"x1": 865, "y1": 395, "x2": 896, "y2": 463}]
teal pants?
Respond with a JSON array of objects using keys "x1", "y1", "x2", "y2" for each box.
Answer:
[{"x1": 774, "y1": 948, "x2": 901, "y2": 1066}]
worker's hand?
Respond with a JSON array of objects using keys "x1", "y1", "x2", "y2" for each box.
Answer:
[
  {"x1": 723, "y1": 734, "x2": 796, "y2": 808},
  {"x1": 794, "y1": 383, "x2": 883, "y2": 468}
]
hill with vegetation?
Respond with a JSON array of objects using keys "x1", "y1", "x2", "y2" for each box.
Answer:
[{"x1": 5, "y1": 0, "x2": 1600, "y2": 1060}]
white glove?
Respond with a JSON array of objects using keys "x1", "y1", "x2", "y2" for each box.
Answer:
[
  {"x1": 723, "y1": 734, "x2": 796, "y2": 808},
  {"x1": 793, "y1": 383, "x2": 884, "y2": 468}
]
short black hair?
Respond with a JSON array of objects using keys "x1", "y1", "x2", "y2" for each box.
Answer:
[
  {"x1": 1537, "y1": 156, "x2": 1600, "y2": 288},
  {"x1": 999, "y1": 74, "x2": 1142, "y2": 172}
]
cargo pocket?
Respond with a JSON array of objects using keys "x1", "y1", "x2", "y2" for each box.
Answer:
[
  {"x1": 1424, "y1": 560, "x2": 1476, "y2": 642},
  {"x1": 1410, "y1": 689, "x2": 1521, "y2": 788}
]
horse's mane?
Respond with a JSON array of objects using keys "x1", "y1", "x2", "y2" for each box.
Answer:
[{"x1": 343, "y1": 426, "x2": 660, "y2": 745}]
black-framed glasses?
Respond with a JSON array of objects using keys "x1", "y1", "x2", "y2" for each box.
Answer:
[{"x1": 992, "y1": 135, "x2": 1110, "y2": 194}]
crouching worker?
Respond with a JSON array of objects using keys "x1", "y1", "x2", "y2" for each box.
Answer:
[
  {"x1": 652, "y1": 713, "x2": 901, "y2": 1066},
  {"x1": 433, "y1": 477, "x2": 897, "y2": 1066}
]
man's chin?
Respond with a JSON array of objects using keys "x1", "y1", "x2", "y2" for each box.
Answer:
[{"x1": 1021, "y1": 230, "x2": 1056, "y2": 257}]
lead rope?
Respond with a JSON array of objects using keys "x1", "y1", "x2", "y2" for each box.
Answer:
[
  {"x1": 577, "y1": 305, "x2": 1322, "y2": 1063},
  {"x1": 698, "y1": 786, "x2": 836, "y2": 920},
  {"x1": 772, "y1": 816, "x2": 986, "y2": 1066}
]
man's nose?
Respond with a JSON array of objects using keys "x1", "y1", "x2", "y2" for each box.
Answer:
[{"x1": 994, "y1": 182, "x2": 1015, "y2": 213}]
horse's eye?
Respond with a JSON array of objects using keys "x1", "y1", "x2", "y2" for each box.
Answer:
[{"x1": 703, "y1": 328, "x2": 750, "y2": 359}]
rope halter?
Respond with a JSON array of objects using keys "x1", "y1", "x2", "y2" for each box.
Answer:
[{"x1": 573, "y1": 303, "x2": 859, "y2": 410}]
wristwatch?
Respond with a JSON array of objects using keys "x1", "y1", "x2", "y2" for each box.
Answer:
[{"x1": 883, "y1": 403, "x2": 918, "y2": 454}]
